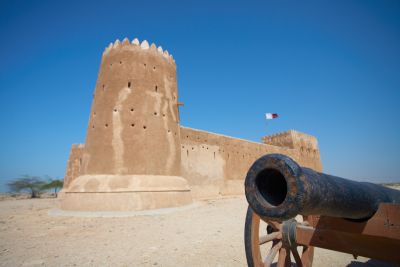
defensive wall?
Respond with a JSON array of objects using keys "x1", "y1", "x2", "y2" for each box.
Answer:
[
  {"x1": 180, "y1": 127, "x2": 321, "y2": 199},
  {"x1": 61, "y1": 37, "x2": 322, "y2": 211}
]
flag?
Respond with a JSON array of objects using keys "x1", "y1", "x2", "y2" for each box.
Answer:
[{"x1": 265, "y1": 113, "x2": 278, "y2": 120}]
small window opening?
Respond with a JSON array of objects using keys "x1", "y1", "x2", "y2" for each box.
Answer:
[
  {"x1": 128, "y1": 82, "x2": 131, "y2": 88},
  {"x1": 143, "y1": 126, "x2": 147, "y2": 129},
  {"x1": 105, "y1": 124, "x2": 108, "y2": 128},
  {"x1": 155, "y1": 85, "x2": 158, "y2": 92},
  {"x1": 131, "y1": 123, "x2": 135, "y2": 127}
]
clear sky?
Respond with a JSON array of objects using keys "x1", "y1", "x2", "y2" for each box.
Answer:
[{"x1": 0, "y1": 0, "x2": 399, "y2": 191}]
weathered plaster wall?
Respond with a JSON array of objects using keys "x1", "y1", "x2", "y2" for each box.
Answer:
[
  {"x1": 63, "y1": 144, "x2": 84, "y2": 188},
  {"x1": 82, "y1": 38, "x2": 181, "y2": 176},
  {"x1": 180, "y1": 127, "x2": 322, "y2": 199}
]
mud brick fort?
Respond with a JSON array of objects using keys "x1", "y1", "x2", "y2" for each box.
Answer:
[{"x1": 61, "y1": 38, "x2": 322, "y2": 211}]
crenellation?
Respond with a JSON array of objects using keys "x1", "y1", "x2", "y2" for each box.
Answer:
[
  {"x1": 122, "y1": 37, "x2": 130, "y2": 46},
  {"x1": 140, "y1": 39, "x2": 149, "y2": 49},
  {"x1": 131, "y1": 38, "x2": 139, "y2": 45},
  {"x1": 113, "y1": 39, "x2": 121, "y2": 48}
]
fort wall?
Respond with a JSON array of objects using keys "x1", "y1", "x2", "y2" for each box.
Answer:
[{"x1": 180, "y1": 127, "x2": 322, "y2": 199}]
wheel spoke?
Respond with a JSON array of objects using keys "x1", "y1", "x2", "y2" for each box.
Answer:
[
  {"x1": 301, "y1": 246, "x2": 314, "y2": 267},
  {"x1": 259, "y1": 232, "x2": 281, "y2": 245},
  {"x1": 277, "y1": 247, "x2": 291, "y2": 267},
  {"x1": 263, "y1": 241, "x2": 282, "y2": 267},
  {"x1": 291, "y1": 247, "x2": 303, "y2": 267}
]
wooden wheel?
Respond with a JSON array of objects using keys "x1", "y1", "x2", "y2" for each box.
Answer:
[{"x1": 245, "y1": 206, "x2": 314, "y2": 267}]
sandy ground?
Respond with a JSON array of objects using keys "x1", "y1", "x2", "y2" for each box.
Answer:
[{"x1": 0, "y1": 197, "x2": 396, "y2": 267}]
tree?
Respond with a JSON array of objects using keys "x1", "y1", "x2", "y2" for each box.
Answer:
[
  {"x1": 7, "y1": 175, "x2": 46, "y2": 198},
  {"x1": 42, "y1": 179, "x2": 64, "y2": 197}
]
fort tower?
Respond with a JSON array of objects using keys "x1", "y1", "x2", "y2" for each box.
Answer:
[{"x1": 61, "y1": 38, "x2": 192, "y2": 211}]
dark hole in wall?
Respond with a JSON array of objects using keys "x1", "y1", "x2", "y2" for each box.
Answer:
[{"x1": 128, "y1": 82, "x2": 131, "y2": 88}]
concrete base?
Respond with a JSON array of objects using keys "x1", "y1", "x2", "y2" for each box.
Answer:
[{"x1": 61, "y1": 175, "x2": 192, "y2": 211}]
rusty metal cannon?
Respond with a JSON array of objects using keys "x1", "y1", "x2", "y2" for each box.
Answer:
[{"x1": 244, "y1": 154, "x2": 400, "y2": 267}]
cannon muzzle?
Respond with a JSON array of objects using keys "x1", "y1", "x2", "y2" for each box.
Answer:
[{"x1": 245, "y1": 154, "x2": 400, "y2": 221}]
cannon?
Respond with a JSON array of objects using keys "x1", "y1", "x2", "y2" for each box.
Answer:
[{"x1": 244, "y1": 154, "x2": 400, "y2": 267}]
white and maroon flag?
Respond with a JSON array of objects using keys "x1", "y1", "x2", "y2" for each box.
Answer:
[{"x1": 265, "y1": 113, "x2": 278, "y2": 120}]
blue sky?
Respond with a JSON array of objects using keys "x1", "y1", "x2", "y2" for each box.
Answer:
[{"x1": 0, "y1": 0, "x2": 399, "y2": 191}]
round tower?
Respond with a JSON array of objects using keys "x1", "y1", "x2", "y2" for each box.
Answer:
[{"x1": 61, "y1": 38, "x2": 192, "y2": 211}]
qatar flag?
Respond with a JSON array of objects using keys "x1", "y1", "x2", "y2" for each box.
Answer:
[{"x1": 265, "y1": 113, "x2": 279, "y2": 120}]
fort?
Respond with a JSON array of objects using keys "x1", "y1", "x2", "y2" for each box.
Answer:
[{"x1": 61, "y1": 38, "x2": 322, "y2": 211}]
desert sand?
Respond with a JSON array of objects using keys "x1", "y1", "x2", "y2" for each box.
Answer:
[{"x1": 0, "y1": 196, "x2": 395, "y2": 267}]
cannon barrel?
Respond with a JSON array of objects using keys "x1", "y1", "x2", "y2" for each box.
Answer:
[{"x1": 245, "y1": 154, "x2": 400, "y2": 221}]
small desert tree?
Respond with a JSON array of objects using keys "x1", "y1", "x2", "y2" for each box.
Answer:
[
  {"x1": 42, "y1": 179, "x2": 64, "y2": 197},
  {"x1": 7, "y1": 175, "x2": 46, "y2": 198}
]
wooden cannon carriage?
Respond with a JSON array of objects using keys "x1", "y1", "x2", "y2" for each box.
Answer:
[{"x1": 244, "y1": 154, "x2": 400, "y2": 267}]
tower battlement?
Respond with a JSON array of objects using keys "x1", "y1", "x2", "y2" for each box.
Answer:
[
  {"x1": 263, "y1": 129, "x2": 318, "y2": 148},
  {"x1": 102, "y1": 37, "x2": 175, "y2": 65},
  {"x1": 262, "y1": 130, "x2": 321, "y2": 162}
]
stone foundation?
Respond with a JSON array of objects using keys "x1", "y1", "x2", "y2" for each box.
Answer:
[{"x1": 61, "y1": 175, "x2": 192, "y2": 211}]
